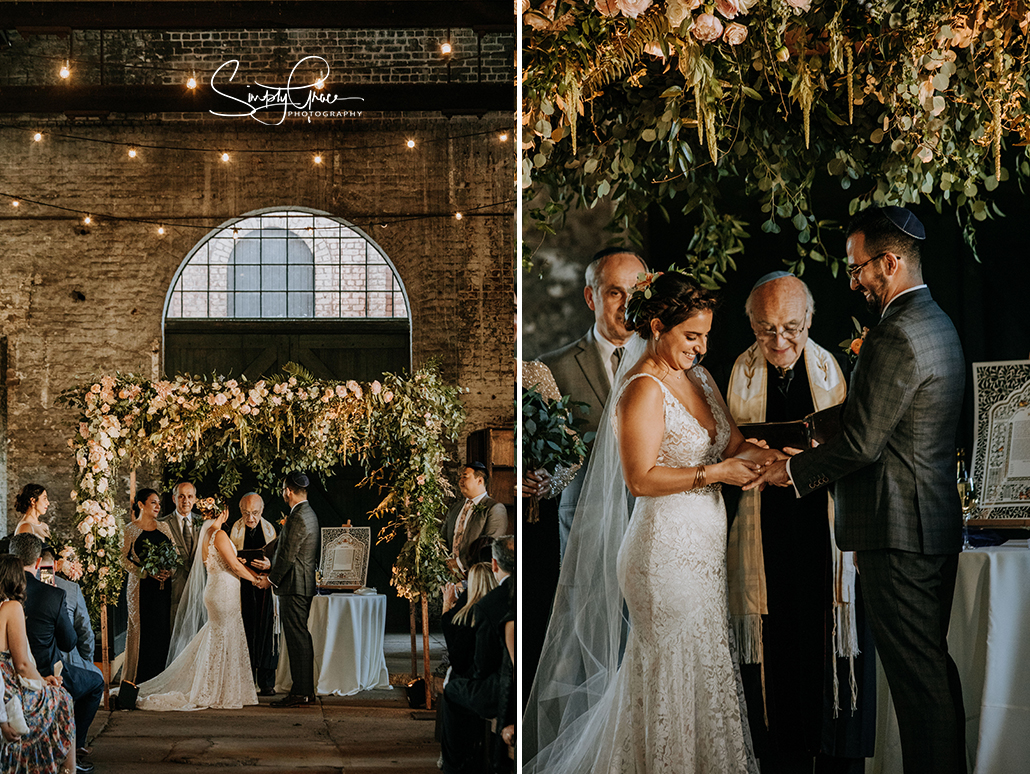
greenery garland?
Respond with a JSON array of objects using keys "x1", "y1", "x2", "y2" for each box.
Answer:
[
  {"x1": 524, "y1": 0, "x2": 1030, "y2": 283},
  {"x1": 58, "y1": 362, "x2": 466, "y2": 622}
]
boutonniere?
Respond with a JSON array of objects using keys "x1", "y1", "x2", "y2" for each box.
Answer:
[{"x1": 838, "y1": 316, "x2": 869, "y2": 362}]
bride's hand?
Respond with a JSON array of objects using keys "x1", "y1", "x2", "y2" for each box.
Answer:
[{"x1": 710, "y1": 458, "x2": 762, "y2": 487}]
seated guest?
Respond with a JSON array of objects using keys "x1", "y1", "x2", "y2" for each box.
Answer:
[
  {"x1": 41, "y1": 548, "x2": 101, "y2": 680},
  {"x1": 442, "y1": 563, "x2": 497, "y2": 680},
  {"x1": 0, "y1": 553, "x2": 77, "y2": 774},
  {"x1": 441, "y1": 536, "x2": 515, "y2": 774},
  {"x1": 13, "y1": 484, "x2": 53, "y2": 541},
  {"x1": 10, "y1": 534, "x2": 103, "y2": 773},
  {"x1": 442, "y1": 462, "x2": 507, "y2": 577},
  {"x1": 230, "y1": 492, "x2": 278, "y2": 696}
]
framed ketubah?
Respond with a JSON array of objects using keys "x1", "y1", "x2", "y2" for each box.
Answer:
[
  {"x1": 317, "y1": 526, "x2": 371, "y2": 590},
  {"x1": 969, "y1": 360, "x2": 1030, "y2": 524}
]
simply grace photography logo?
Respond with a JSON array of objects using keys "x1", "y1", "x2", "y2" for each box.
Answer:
[{"x1": 208, "y1": 56, "x2": 364, "y2": 125}]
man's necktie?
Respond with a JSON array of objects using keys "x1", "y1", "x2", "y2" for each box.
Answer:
[
  {"x1": 611, "y1": 347, "x2": 624, "y2": 379},
  {"x1": 452, "y1": 499, "x2": 474, "y2": 564},
  {"x1": 182, "y1": 515, "x2": 194, "y2": 555}
]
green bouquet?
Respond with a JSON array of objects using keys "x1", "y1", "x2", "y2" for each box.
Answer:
[
  {"x1": 522, "y1": 386, "x2": 592, "y2": 521},
  {"x1": 138, "y1": 540, "x2": 182, "y2": 590}
]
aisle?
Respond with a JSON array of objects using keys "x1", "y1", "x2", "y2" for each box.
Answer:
[{"x1": 88, "y1": 632, "x2": 447, "y2": 772}]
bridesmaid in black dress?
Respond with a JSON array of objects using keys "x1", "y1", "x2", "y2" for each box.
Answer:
[{"x1": 123, "y1": 489, "x2": 175, "y2": 683}]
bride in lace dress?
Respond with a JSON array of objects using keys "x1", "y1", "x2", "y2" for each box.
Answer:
[
  {"x1": 138, "y1": 507, "x2": 266, "y2": 711},
  {"x1": 524, "y1": 272, "x2": 779, "y2": 773}
]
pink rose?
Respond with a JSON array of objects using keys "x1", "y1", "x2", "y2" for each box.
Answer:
[
  {"x1": 692, "y1": 13, "x2": 723, "y2": 43},
  {"x1": 595, "y1": 0, "x2": 620, "y2": 16},
  {"x1": 723, "y1": 22, "x2": 748, "y2": 45},
  {"x1": 715, "y1": 0, "x2": 742, "y2": 20},
  {"x1": 667, "y1": 0, "x2": 703, "y2": 27},
  {"x1": 616, "y1": 0, "x2": 652, "y2": 19},
  {"x1": 785, "y1": 0, "x2": 812, "y2": 12},
  {"x1": 371, "y1": 380, "x2": 382, "y2": 395}
]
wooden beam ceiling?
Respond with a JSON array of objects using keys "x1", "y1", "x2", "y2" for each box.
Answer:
[{"x1": 1, "y1": 2, "x2": 513, "y2": 31}]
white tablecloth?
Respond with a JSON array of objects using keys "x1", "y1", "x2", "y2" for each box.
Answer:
[
  {"x1": 869, "y1": 545, "x2": 1030, "y2": 773},
  {"x1": 275, "y1": 593, "x2": 392, "y2": 696}
]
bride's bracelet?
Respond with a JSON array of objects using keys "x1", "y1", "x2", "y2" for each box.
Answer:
[{"x1": 692, "y1": 465, "x2": 707, "y2": 490}]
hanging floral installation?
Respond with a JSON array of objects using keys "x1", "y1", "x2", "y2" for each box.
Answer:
[
  {"x1": 523, "y1": 0, "x2": 1030, "y2": 283},
  {"x1": 58, "y1": 363, "x2": 466, "y2": 622}
]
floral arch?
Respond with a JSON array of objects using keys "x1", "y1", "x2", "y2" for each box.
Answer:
[{"x1": 59, "y1": 362, "x2": 465, "y2": 625}]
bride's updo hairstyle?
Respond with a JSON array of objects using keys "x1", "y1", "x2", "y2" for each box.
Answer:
[{"x1": 625, "y1": 270, "x2": 719, "y2": 339}]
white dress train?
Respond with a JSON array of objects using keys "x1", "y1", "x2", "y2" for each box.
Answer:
[{"x1": 137, "y1": 533, "x2": 258, "y2": 711}]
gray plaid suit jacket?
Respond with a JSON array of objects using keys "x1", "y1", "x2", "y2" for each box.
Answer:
[
  {"x1": 269, "y1": 500, "x2": 320, "y2": 597},
  {"x1": 789, "y1": 288, "x2": 965, "y2": 554}
]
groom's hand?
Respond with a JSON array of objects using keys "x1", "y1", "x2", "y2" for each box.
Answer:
[{"x1": 742, "y1": 458, "x2": 791, "y2": 491}]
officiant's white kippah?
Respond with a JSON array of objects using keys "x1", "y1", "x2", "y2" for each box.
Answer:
[
  {"x1": 751, "y1": 270, "x2": 794, "y2": 292},
  {"x1": 881, "y1": 205, "x2": 926, "y2": 240}
]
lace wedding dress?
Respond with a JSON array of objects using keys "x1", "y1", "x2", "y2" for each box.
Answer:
[
  {"x1": 602, "y1": 371, "x2": 756, "y2": 772},
  {"x1": 137, "y1": 531, "x2": 258, "y2": 711}
]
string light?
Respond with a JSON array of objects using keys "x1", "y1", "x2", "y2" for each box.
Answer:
[
  {"x1": 314, "y1": 78, "x2": 325, "y2": 90},
  {"x1": 406, "y1": 139, "x2": 416, "y2": 149},
  {"x1": 232, "y1": 228, "x2": 240, "y2": 241},
  {"x1": 83, "y1": 215, "x2": 92, "y2": 225},
  {"x1": 11, "y1": 200, "x2": 19, "y2": 207},
  {"x1": 499, "y1": 133, "x2": 508, "y2": 142},
  {"x1": 454, "y1": 212, "x2": 463, "y2": 220},
  {"x1": 187, "y1": 72, "x2": 197, "y2": 90},
  {"x1": 157, "y1": 225, "x2": 166, "y2": 235},
  {"x1": 441, "y1": 42, "x2": 452, "y2": 56},
  {"x1": 128, "y1": 148, "x2": 137, "y2": 159},
  {"x1": 313, "y1": 154, "x2": 323, "y2": 165},
  {"x1": 33, "y1": 132, "x2": 43, "y2": 142},
  {"x1": 220, "y1": 152, "x2": 230, "y2": 162},
  {"x1": 60, "y1": 61, "x2": 71, "y2": 79}
]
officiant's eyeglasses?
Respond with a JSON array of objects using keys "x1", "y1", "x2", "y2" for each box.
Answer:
[
  {"x1": 754, "y1": 316, "x2": 809, "y2": 341},
  {"x1": 846, "y1": 252, "x2": 888, "y2": 280}
]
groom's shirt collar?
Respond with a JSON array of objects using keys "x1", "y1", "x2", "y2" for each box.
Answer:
[
  {"x1": 289, "y1": 499, "x2": 307, "y2": 513},
  {"x1": 881, "y1": 284, "x2": 927, "y2": 317}
]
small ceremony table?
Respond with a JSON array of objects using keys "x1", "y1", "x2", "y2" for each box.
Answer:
[
  {"x1": 869, "y1": 544, "x2": 1030, "y2": 773},
  {"x1": 275, "y1": 593, "x2": 392, "y2": 696}
]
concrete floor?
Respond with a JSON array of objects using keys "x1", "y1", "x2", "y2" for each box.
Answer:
[{"x1": 88, "y1": 633, "x2": 448, "y2": 773}]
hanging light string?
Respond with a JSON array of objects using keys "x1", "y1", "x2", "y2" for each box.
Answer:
[
  {"x1": 8, "y1": 124, "x2": 511, "y2": 155},
  {"x1": 0, "y1": 191, "x2": 515, "y2": 233}
]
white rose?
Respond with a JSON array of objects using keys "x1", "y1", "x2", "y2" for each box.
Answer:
[
  {"x1": 692, "y1": 12, "x2": 723, "y2": 43},
  {"x1": 616, "y1": 0, "x2": 652, "y2": 19}
]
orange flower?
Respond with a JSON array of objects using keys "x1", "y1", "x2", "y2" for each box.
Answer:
[{"x1": 850, "y1": 338, "x2": 863, "y2": 355}]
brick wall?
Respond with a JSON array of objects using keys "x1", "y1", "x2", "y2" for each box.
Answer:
[
  {"x1": 0, "y1": 114, "x2": 515, "y2": 533},
  {"x1": 0, "y1": 27, "x2": 514, "y2": 86}
]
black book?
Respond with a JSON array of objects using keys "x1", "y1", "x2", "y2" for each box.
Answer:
[
  {"x1": 237, "y1": 535, "x2": 278, "y2": 567},
  {"x1": 738, "y1": 404, "x2": 843, "y2": 451}
]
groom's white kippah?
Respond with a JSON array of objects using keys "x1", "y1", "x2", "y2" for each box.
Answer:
[
  {"x1": 881, "y1": 206, "x2": 926, "y2": 240},
  {"x1": 751, "y1": 271, "x2": 794, "y2": 292}
]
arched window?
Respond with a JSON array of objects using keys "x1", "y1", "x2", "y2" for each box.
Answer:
[{"x1": 166, "y1": 211, "x2": 408, "y2": 320}]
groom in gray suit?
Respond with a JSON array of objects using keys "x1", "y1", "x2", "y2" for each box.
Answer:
[
  {"x1": 263, "y1": 471, "x2": 321, "y2": 707},
  {"x1": 536, "y1": 247, "x2": 646, "y2": 557},
  {"x1": 748, "y1": 206, "x2": 966, "y2": 774}
]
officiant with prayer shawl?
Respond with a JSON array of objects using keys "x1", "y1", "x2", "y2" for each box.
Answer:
[
  {"x1": 232, "y1": 492, "x2": 279, "y2": 696},
  {"x1": 725, "y1": 272, "x2": 875, "y2": 773}
]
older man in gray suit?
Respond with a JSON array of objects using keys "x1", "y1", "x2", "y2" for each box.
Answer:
[
  {"x1": 158, "y1": 481, "x2": 198, "y2": 625},
  {"x1": 262, "y1": 471, "x2": 321, "y2": 708},
  {"x1": 536, "y1": 247, "x2": 646, "y2": 558},
  {"x1": 748, "y1": 206, "x2": 966, "y2": 774}
]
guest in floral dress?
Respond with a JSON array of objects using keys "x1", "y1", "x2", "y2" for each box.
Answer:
[{"x1": 0, "y1": 554, "x2": 76, "y2": 774}]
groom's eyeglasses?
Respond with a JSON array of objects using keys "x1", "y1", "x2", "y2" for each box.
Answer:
[{"x1": 846, "y1": 252, "x2": 888, "y2": 281}]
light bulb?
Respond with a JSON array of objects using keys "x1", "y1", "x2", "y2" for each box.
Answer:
[
  {"x1": 314, "y1": 154, "x2": 323, "y2": 164},
  {"x1": 128, "y1": 148, "x2": 137, "y2": 158},
  {"x1": 221, "y1": 152, "x2": 230, "y2": 162},
  {"x1": 232, "y1": 228, "x2": 240, "y2": 241},
  {"x1": 441, "y1": 42, "x2": 452, "y2": 55},
  {"x1": 314, "y1": 78, "x2": 325, "y2": 90},
  {"x1": 158, "y1": 226, "x2": 166, "y2": 235},
  {"x1": 455, "y1": 212, "x2": 463, "y2": 221},
  {"x1": 11, "y1": 200, "x2": 19, "y2": 207},
  {"x1": 60, "y1": 62, "x2": 71, "y2": 79},
  {"x1": 187, "y1": 74, "x2": 197, "y2": 90},
  {"x1": 499, "y1": 133, "x2": 508, "y2": 142},
  {"x1": 83, "y1": 216, "x2": 92, "y2": 226},
  {"x1": 33, "y1": 132, "x2": 42, "y2": 142},
  {"x1": 406, "y1": 139, "x2": 416, "y2": 149}
]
